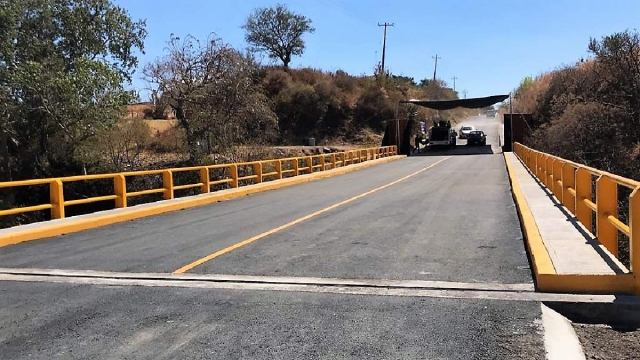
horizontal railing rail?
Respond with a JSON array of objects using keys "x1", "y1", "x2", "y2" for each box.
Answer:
[
  {"x1": 513, "y1": 143, "x2": 639, "y2": 280},
  {"x1": 0, "y1": 146, "x2": 397, "y2": 222}
]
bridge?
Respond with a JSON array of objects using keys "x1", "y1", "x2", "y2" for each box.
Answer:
[{"x1": 1, "y1": 115, "x2": 639, "y2": 359}]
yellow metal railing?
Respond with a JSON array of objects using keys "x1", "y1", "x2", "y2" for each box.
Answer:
[
  {"x1": 0, "y1": 146, "x2": 397, "y2": 220},
  {"x1": 514, "y1": 143, "x2": 640, "y2": 280}
]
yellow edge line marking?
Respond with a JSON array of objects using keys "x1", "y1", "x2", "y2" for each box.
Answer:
[
  {"x1": 173, "y1": 157, "x2": 452, "y2": 274},
  {"x1": 504, "y1": 153, "x2": 556, "y2": 280}
]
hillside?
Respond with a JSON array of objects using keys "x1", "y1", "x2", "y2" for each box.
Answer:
[
  {"x1": 125, "y1": 67, "x2": 470, "y2": 168},
  {"x1": 507, "y1": 30, "x2": 640, "y2": 182}
]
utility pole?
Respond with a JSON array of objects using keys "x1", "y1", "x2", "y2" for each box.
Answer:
[
  {"x1": 462, "y1": 89, "x2": 468, "y2": 99},
  {"x1": 451, "y1": 76, "x2": 458, "y2": 91},
  {"x1": 432, "y1": 54, "x2": 440, "y2": 81},
  {"x1": 377, "y1": 22, "x2": 394, "y2": 77}
]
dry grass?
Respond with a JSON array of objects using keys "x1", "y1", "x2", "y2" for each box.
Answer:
[{"x1": 145, "y1": 119, "x2": 179, "y2": 134}]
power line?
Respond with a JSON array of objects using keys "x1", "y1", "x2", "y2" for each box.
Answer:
[
  {"x1": 451, "y1": 76, "x2": 458, "y2": 91},
  {"x1": 377, "y1": 22, "x2": 394, "y2": 77},
  {"x1": 432, "y1": 54, "x2": 441, "y2": 81}
]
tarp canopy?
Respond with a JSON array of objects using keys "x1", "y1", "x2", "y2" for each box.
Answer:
[{"x1": 399, "y1": 94, "x2": 509, "y2": 110}]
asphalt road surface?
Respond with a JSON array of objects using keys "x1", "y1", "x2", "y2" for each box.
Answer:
[{"x1": 0, "y1": 116, "x2": 546, "y2": 359}]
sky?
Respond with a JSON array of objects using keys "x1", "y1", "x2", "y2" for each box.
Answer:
[{"x1": 114, "y1": 0, "x2": 640, "y2": 100}]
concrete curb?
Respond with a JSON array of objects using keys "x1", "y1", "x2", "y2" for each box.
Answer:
[
  {"x1": 0, "y1": 155, "x2": 405, "y2": 247},
  {"x1": 541, "y1": 304, "x2": 586, "y2": 360}
]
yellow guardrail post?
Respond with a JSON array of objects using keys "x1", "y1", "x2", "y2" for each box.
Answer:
[
  {"x1": 163, "y1": 170, "x2": 174, "y2": 200},
  {"x1": 546, "y1": 156, "x2": 554, "y2": 189},
  {"x1": 597, "y1": 175, "x2": 618, "y2": 257},
  {"x1": 537, "y1": 153, "x2": 544, "y2": 180},
  {"x1": 114, "y1": 174, "x2": 127, "y2": 208},
  {"x1": 200, "y1": 167, "x2": 210, "y2": 194},
  {"x1": 553, "y1": 160, "x2": 563, "y2": 202},
  {"x1": 49, "y1": 179, "x2": 65, "y2": 219},
  {"x1": 293, "y1": 158, "x2": 299, "y2": 176},
  {"x1": 630, "y1": 187, "x2": 640, "y2": 294},
  {"x1": 575, "y1": 168, "x2": 593, "y2": 231},
  {"x1": 331, "y1": 154, "x2": 336, "y2": 169},
  {"x1": 254, "y1": 162, "x2": 263, "y2": 183},
  {"x1": 319, "y1": 155, "x2": 325, "y2": 171},
  {"x1": 306, "y1": 156, "x2": 313, "y2": 173},
  {"x1": 562, "y1": 163, "x2": 576, "y2": 215},
  {"x1": 230, "y1": 164, "x2": 238, "y2": 188},
  {"x1": 276, "y1": 160, "x2": 283, "y2": 179}
]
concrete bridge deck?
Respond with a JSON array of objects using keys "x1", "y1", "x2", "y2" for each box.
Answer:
[{"x1": 0, "y1": 116, "x2": 634, "y2": 359}]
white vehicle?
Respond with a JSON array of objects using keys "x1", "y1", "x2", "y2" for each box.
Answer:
[{"x1": 458, "y1": 125, "x2": 476, "y2": 139}]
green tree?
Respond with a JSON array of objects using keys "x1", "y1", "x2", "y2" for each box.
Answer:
[
  {"x1": 0, "y1": 0, "x2": 146, "y2": 180},
  {"x1": 518, "y1": 76, "x2": 535, "y2": 93},
  {"x1": 243, "y1": 4, "x2": 315, "y2": 69}
]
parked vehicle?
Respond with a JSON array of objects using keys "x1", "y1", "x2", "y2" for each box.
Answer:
[
  {"x1": 466, "y1": 130, "x2": 487, "y2": 146},
  {"x1": 458, "y1": 125, "x2": 476, "y2": 139}
]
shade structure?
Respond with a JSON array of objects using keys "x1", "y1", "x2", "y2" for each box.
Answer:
[{"x1": 399, "y1": 94, "x2": 510, "y2": 110}]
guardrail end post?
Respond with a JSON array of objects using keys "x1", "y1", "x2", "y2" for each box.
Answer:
[
  {"x1": 630, "y1": 187, "x2": 640, "y2": 295},
  {"x1": 200, "y1": 167, "x2": 210, "y2": 194},
  {"x1": 596, "y1": 175, "x2": 618, "y2": 257},
  {"x1": 114, "y1": 174, "x2": 127, "y2": 208},
  {"x1": 230, "y1": 164, "x2": 239, "y2": 188},
  {"x1": 163, "y1": 170, "x2": 174, "y2": 200},
  {"x1": 49, "y1": 179, "x2": 65, "y2": 219}
]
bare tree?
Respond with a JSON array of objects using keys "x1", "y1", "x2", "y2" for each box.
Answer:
[{"x1": 144, "y1": 34, "x2": 277, "y2": 163}]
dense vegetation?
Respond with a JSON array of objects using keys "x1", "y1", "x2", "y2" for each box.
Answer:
[
  {"x1": 508, "y1": 30, "x2": 640, "y2": 182},
  {"x1": 507, "y1": 30, "x2": 640, "y2": 267}
]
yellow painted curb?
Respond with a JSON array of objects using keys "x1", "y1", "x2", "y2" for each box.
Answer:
[
  {"x1": 0, "y1": 155, "x2": 406, "y2": 247},
  {"x1": 504, "y1": 153, "x2": 556, "y2": 284},
  {"x1": 537, "y1": 273, "x2": 634, "y2": 294}
]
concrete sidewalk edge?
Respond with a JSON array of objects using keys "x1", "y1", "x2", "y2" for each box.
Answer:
[
  {"x1": 504, "y1": 153, "x2": 556, "y2": 282},
  {"x1": 0, "y1": 155, "x2": 405, "y2": 247},
  {"x1": 504, "y1": 152, "x2": 635, "y2": 295}
]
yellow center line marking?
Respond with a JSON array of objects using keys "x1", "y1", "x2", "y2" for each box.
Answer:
[{"x1": 173, "y1": 156, "x2": 451, "y2": 274}]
